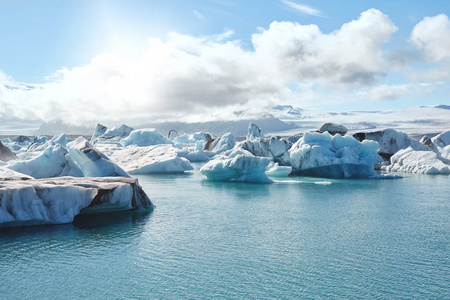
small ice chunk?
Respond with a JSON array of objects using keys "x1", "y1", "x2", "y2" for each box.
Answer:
[
  {"x1": 120, "y1": 128, "x2": 172, "y2": 147},
  {"x1": 265, "y1": 163, "x2": 292, "y2": 177}
]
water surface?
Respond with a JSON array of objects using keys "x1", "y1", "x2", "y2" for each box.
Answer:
[{"x1": 1, "y1": 164, "x2": 449, "y2": 298}]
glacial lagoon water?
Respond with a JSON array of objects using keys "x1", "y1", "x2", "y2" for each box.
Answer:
[{"x1": 1, "y1": 163, "x2": 449, "y2": 299}]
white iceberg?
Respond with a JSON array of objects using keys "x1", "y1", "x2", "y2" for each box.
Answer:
[
  {"x1": 120, "y1": 128, "x2": 172, "y2": 147},
  {"x1": 289, "y1": 132, "x2": 382, "y2": 178},
  {"x1": 207, "y1": 132, "x2": 236, "y2": 153},
  {"x1": 431, "y1": 130, "x2": 450, "y2": 149},
  {"x1": 200, "y1": 148, "x2": 272, "y2": 183},
  {"x1": 27, "y1": 133, "x2": 68, "y2": 152},
  {"x1": 240, "y1": 136, "x2": 292, "y2": 165},
  {"x1": 247, "y1": 123, "x2": 264, "y2": 141},
  {"x1": 382, "y1": 147, "x2": 450, "y2": 174},
  {"x1": 440, "y1": 145, "x2": 450, "y2": 160},
  {"x1": 91, "y1": 124, "x2": 134, "y2": 145},
  {"x1": 0, "y1": 141, "x2": 18, "y2": 162},
  {"x1": 98, "y1": 144, "x2": 193, "y2": 174},
  {"x1": 353, "y1": 129, "x2": 430, "y2": 159},
  {"x1": 0, "y1": 177, "x2": 153, "y2": 228},
  {"x1": 7, "y1": 144, "x2": 82, "y2": 178},
  {"x1": 0, "y1": 166, "x2": 32, "y2": 179},
  {"x1": 174, "y1": 131, "x2": 207, "y2": 145},
  {"x1": 265, "y1": 163, "x2": 292, "y2": 177},
  {"x1": 318, "y1": 123, "x2": 348, "y2": 135},
  {"x1": 67, "y1": 137, "x2": 130, "y2": 177},
  {"x1": 176, "y1": 148, "x2": 213, "y2": 162}
]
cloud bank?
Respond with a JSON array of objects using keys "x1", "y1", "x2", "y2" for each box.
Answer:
[{"x1": 0, "y1": 9, "x2": 448, "y2": 126}]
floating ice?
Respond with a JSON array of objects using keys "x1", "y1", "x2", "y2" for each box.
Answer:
[
  {"x1": 120, "y1": 128, "x2": 172, "y2": 147},
  {"x1": 200, "y1": 148, "x2": 272, "y2": 183},
  {"x1": 382, "y1": 147, "x2": 450, "y2": 174},
  {"x1": 240, "y1": 136, "x2": 292, "y2": 165},
  {"x1": 431, "y1": 130, "x2": 450, "y2": 149},
  {"x1": 247, "y1": 123, "x2": 264, "y2": 141},
  {"x1": 0, "y1": 166, "x2": 32, "y2": 179},
  {"x1": 318, "y1": 123, "x2": 348, "y2": 136},
  {"x1": 208, "y1": 132, "x2": 236, "y2": 154},
  {"x1": 174, "y1": 132, "x2": 207, "y2": 145},
  {"x1": 0, "y1": 141, "x2": 18, "y2": 162},
  {"x1": 67, "y1": 137, "x2": 130, "y2": 177},
  {"x1": 91, "y1": 124, "x2": 134, "y2": 145},
  {"x1": 98, "y1": 144, "x2": 193, "y2": 174},
  {"x1": 27, "y1": 133, "x2": 68, "y2": 152},
  {"x1": 265, "y1": 163, "x2": 292, "y2": 177},
  {"x1": 176, "y1": 148, "x2": 213, "y2": 162},
  {"x1": 0, "y1": 177, "x2": 153, "y2": 228},
  {"x1": 353, "y1": 129, "x2": 430, "y2": 159},
  {"x1": 7, "y1": 144, "x2": 82, "y2": 178},
  {"x1": 289, "y1": 132, "x2": 382, "y2": 178}
]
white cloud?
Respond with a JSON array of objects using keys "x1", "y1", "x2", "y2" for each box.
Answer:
[
  {"x1": 366, "y1": 82, "x2": 437, "y2": 101},
  {"x1": 411, "y1": 14, "x2": 450, "y2": 61},
  {"x1": 252, "y1": 9, "x2": 397, "y2": 89},
  {"x1": 0, "y1": 9, "x2": 405, "y2": 126},
  {"x1": 280, "y1": 0, "x2": 323, "y2": 17},
  {"x1": 193, "y1": 10, "x2": 205, "y2": 21}
]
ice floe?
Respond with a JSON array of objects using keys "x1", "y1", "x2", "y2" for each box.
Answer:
[
  {"x1": 0, "y1": 177, "x2": 153, "y2": 228},
  {"x1": 97, "y1": 144, "x2": 193, "y2": 174}
]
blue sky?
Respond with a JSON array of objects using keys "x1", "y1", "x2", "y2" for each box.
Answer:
[
  {"x1": 0, "y1": 0, "x2": 449, "y2": 124},
  {"x1": 1, "y1": 0, "x2": 449, "y2": 82}
]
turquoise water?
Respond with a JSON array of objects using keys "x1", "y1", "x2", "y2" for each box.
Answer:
[{"x1": 1, "y1": 163, "x2": 449, "y2": 299}]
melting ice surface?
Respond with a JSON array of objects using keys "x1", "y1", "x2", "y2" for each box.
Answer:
[{"x1": 0, "y1": 163, "x2": 449, "y2": 299}]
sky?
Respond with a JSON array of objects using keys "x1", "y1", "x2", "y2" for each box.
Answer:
[{"x1": 0, "y1": 0, "x2": 449, "y2": 126}]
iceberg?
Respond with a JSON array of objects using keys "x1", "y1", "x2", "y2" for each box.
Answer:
[
  {"x1": 440, "y1": 145, "x2": 450, "y2": 160},
  {"x1": 67, "y1": 137, "x2": 130, "y2": 177},
  {"x1": 91, "y1": 124, "x2": 134, "y2": 145},
  {"x1": 0, "y1": 141, "x2": 18, "y2": 162},
  {"x1": 207, "y1": 132, "x2": 236, "y2": 154},
  {"x1": 120, "y1": 128, "x2": 172, "y2": 147},
  {"x1": 247, "y1": 123, "x2": 264, "y2": 141},
  {"x1": 289, "y1": 132, "x2": 382, "y2": 178},
  {"x1": 240, "y1": 136, "x2": 292, "y2": 165},
  {"x1": 382, "y1": 147, "x2": 450, "y2": 174},
  {"x1": 91, "y1": 123, "x2": 108, "y2": 142},
  {"x1": 0, "y1": 166, "x2": 32, "y2": 179},
  {"x1": 265, "y1": 163, "x2": 292, "y2": 177},
  {"x1": 353, "y1": 129, "x2": 430, "y2": 160},
  {"x1": 431, "y1": 130, "x2": 450, "y2": 149},
  {"x1": 174, "y1": 131, "x2": 207, "y2": 145},
  {"x1": 27, "y1": 133, "x2": 68, "y2": 152},
  {"x1": 200, "y1": 148, "x2": 272, "y2": 183},
  {"x1": 7, "y1": 144, "x2": 82, "y2": 179},
  {"x1": 176, "y1": 148, "x2": 213, "y2": 162},
  {"x1": 0, "y1": 177, "x2": 153, "y2": 228},
  {"x1": 98, "y1": 144, "x2": 193, "y2": 174},
  {"x1": 6, "y1": 137, "x2": 129, "y2": 179},
  {"x1": 318, "y1": 123, "x2": 348, "y2": 136}
]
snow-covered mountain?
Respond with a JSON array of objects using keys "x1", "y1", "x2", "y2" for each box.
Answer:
[{"x1": 1, "y1": 104, "x2": 448, "y2": 138}]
